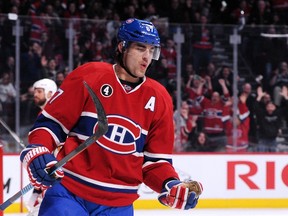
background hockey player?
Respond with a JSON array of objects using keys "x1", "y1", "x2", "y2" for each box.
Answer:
[
  {"x1": 20, "y1": 18, "x2": 202, "y2": 215},
  {"x1": 32, "y1": 78, "x2": 57, "y2": 110},
  {"x1": 26, "y1": 78, "x2": 57, "y2": 216}
]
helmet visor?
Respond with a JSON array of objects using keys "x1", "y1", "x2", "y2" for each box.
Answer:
[
  {"x1": 123, "y1": 41, "x2": 161, "y2": 61},
  {"x1": 152, "y1": 46, "x2": 161, "y2": 60}
]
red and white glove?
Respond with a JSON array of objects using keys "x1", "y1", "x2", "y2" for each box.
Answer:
[
  {"x1": 26, "y1": 189, "x2": 45, "y2": 216},
  {"x1": 158, "y1": 179, "x2": 203, "y2": 210},
  {"x1": 20, "y1": 144, "x2": 64, "y2": 191}
]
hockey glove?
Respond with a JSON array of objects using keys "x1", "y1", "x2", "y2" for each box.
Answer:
[
  {"x1": 20, "y1": 144, "x2": 64, "y2": 191},
  {"x1": 158, "y1": 179, "x2": 202, "y2": 210}
]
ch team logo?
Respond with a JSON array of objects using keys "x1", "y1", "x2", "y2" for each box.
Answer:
[{"x1": 95, "y1": 115, "x2": 142, "y2": 154}]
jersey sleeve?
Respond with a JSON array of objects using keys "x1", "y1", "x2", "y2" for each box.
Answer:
[
  {"x1": 28, "y1": 63, "x2": 96, "y2": 151},
  {"x1": 142, "y1": 83, "x2": 179, "y2": 193}
]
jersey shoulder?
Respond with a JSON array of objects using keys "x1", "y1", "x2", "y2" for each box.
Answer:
[
  {"x1": 67, "y1": 62, "x2": 114, "y2": 80},
  {"x1": 144, "y1": 77, "x2": 171, "y2": 98}
]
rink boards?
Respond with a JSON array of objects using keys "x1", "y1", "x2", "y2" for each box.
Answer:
[{"x1": 2, "y1": 153, "x2": 288, "y2": 213}]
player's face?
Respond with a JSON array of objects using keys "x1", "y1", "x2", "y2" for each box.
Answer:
[
  {"x1": 33, "y1": 88, "x2": 47, "y2": 107},
  {"x1": 124, "y1": 42, "x2": 154, "y2": 78}
]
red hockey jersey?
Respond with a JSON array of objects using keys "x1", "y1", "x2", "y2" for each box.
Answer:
[
  {"x1": 28, "y1": 62, "x2": 179, "y2": 206},
  {"x1": 197, "y1": 96, "x2": 230, "y2": 134},
  {"x1": 225, "y1": 101, "x2": 250, "y2": 152}
]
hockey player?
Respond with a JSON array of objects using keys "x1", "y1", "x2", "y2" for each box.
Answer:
[
  {"x1": 20, "y1": 18, "x2": 202, "y2": 215},
  {"x1": 32, "y1": 78, "x2": 58, "y2": 110},
  {"x1": 26, "y1": 78, "x2": 58, "y2": 216}
]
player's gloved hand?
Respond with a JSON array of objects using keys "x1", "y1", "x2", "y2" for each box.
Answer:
[
  {"x1": 26, "y1": 189, "x2": 45, "y2": 216},
  {"x1": 20, "y1": 144, "x2": 64, "y2": 191},
  {"x1": 158, "y1": 179, "x2": 202, "y2": 210}
]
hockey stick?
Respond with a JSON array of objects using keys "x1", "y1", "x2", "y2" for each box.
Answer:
[
  {"x1": 0, "y1": 81, "x2": 108, "y2": 211},
  {"x1": 0, "y1": 118, "x2": 26, "y2": 149}
]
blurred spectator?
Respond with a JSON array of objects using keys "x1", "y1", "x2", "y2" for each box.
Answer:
[
  {"x1": 62, "y1": 1, "x2": 82, "y2": 19},
  {"x1": 225, "y1": 93, "x2": 250, "y2": 152},
  {"x1": 122, "y1": 3, "x2": 138, "y2": 20},
  {"x1": 62, "y1": 1, "x2": 82, "y2": 40},
  {"x1": 185, "y1": 74, "x2": 212, "y2": 119},
  {"x1": 72, "y1": 43, "x2": 83, "y2": 68},
  {"x1": 173, "y1": 100, "x2": 197, "y2": 152},
  {"x1": 182, "y1": 0, "x2": 197, "y2": 23},
  {"x1": 254, "y1": 85, "x2": 288, "y2": 152},
  {"x1": 241, "y1": 82, "x2": 258, "y2": 146},
  {"x1": 269, "y1": 61, "x2": 288, "y2": 106},
  {"x1": 270, "y1": 0, "x2": 288, "y2": 24},
  {"x1": 86, "y1": 1, "x2": 106, "y2": 19},
  {"x1": 160, "y1": 38, "x2": 177, "y2": 79},
  {"x1": 146, "y1": 57, "x2": 169, "y2": 88},
  {"x1": 209, "y1": 0, "x2": 231, "y2": 24},
  {"x1": 262, "y1": 89, "x2": 273, "y2": 105},
  {"x1": 52, "y1": 0, "x2": 65, "y2": 16},
  {"x1": 230, "y1": 0, "x2": 251, "y2": 24},
  {"x1": 0, "y1": 72, "x2": 16, "y2": 128},
  {"x1": 186, "y1": 74, "x2": 212, "y2": 99},
  {"x1": 191, "y1": 14, "x2": 214, "y2": 74},
  {"x1": 61, "y1": 0, "x2": 85, "y2": 13},
  {"x1": 42, "y1": 57, "x2": 58, "y2": 80},
  {"x1": 80, "y1": 38, "x2": 94, "y2": 63},
  {"x1": 1, "y1": 56, "x2": 15, "y2": 82},
  {"x1": 212, "y1": 64, "x2": 234, "y2": 95},
  {"x1": 20, "y1": 85, "x2": 39, "y2": 125},
  {"x1": 182, "y1": 62, "x2": 196, "y2": 84},
  {"x1": 29, "y1": 12, "x2": 48, "y2": 44},
  {"x1": 0, "y1": 5, "x2": 19, "y2": 58},
  {"x1": 20, "y1": 41, "x2": 45, "y2": 91},
  {"x1": 193, "y1": 0, "x2": 210, "y2": 22},
  {"x1": 106, "y1": 12, "x2": 121, "y2": 42},
  {"x1": 247, "y1": 0, "x2": 273, "y2": 25},
  {"x1": 186, "y1": 130, "x2": 211, "y2": 152},
  {"x1": 190, "y1": 79, "x2": 230, "y2": 151},
  {"x1": 143, "y1": 2, "x2": 159, "y2": 21},
  {"x1": 0, "y1": 72, "x2": 16, "y2": 103},
  {"x1": 92, "y1": 41, "x2": 110, "y2": 62},
  {"x1": 44, "y1": 3, "x2": 62, "y2": 26},
  {"x1": 55, "y1": 71, "x2": 65, "y2": 88},
  {"x1": 251, "y1": 25, "x2": 287, "y2": 90},
  {"x1": 40, "y1": 4, "x2": 64, "y2": 60},
  {"x1": 166, "y1": 0, "x2": 185, "y2": 24},
  {"x1": 203, "y1": 62, "x2": 219, "y2": 83}
]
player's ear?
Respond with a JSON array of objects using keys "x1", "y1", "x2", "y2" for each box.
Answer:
[
  {"x1": 47, "y1": 91, "x2": 52, "y2": 99},
  {"x1": 117, "y1": 42, "x2": 124, "y2": 53}
]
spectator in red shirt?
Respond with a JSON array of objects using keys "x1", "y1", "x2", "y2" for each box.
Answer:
[
  {"x1": 191, "y1": 78, "x2": 230, "y2": 151},
  {"x1": 225, "y1": 93, "x2": 250, "y2": 152}
]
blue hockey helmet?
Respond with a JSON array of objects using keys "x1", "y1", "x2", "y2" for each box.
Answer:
[{"x1": 117, "y1": 18, "x2": 161, "y2": 60}]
